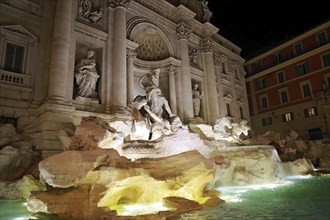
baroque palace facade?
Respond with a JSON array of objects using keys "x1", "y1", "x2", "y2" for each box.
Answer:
[
  {"x1": 0, "y1": 0, "x2": 248, "y2": 157},
  {"x1": 245, "y1": 21, "x2": 330, "y2": 140}
]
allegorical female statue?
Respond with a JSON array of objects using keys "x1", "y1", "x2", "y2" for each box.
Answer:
[
  {"x1": 192, "y1": 83, "x2": 202, "y2": 117},
  {"x1": 74, "y1": 50, "x2": 99, "y2": 100}
]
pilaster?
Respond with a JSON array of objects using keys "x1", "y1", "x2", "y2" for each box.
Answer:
[
  {"x1": 167, "y1": 65, "x2": 177, "y2": 114},
  {"x1": 200, "y1": 38, "x2": 219, "y2": 123},
  {"x1": 47, "y1": 0, "x2": 73, "y2": 104},
  {"x1": 108, "y1": 0, "x2": 130, "y2": 113},
  {"x1": 176, "y1": 23, "x2": 194, "y2": 122}
]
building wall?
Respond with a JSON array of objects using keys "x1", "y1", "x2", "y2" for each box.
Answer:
[
  {"x1": 0, "y1": 0, "x2": 248, "y2": 156},
  {"x1": 245, "y1": 21, "x2": 330, "y2": 140}
]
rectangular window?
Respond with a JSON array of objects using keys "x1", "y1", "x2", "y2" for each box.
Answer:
[
  {"x1": 326, "y1": 76, "x2": 330, "y2": 89},
  {"x1": 308, "y1": 128, "x2": 323, "y2": 140},
  {"x1": 304, "y1": 107, "x2": 318, "y2": 117},
  {"x1": 280, "y1": 90, "x2": 289, "y2": 103},
  {"x1": 282, "y1": 112, "x2": 294, "y2": 122},
  {"x1": 294, "y1": 42, "x2": 303, "y2": 56},
  {"x1": 4, "y1": 43, "x2": 25, "y2": 73},
  {"x1": 302, "y1": 84, "x2": 311, "y2": 97},
  {"x1": 235, "y1": 69, "x2": 239, "y2": 80},
  {"x1": 296, "y1": 62, "x2": 308, "y2": 76},
  {"x1": 273, "y1": 53, "x2": 282, "y2": 64},
  {"x1": 317, "y1": 31, "x2": 327, "y2": 45},
  {"x1": 239, "y1": 107, "x2": 244, "y2": 119},
  {"x1": 262, "y1": 117, "x2": 272, "y2": 126},
  {"x1": 256, "y1": 78, "x2": 266, "y2": 90},
  {"x1": 226, "y1": 103, "x2": 231, "y2": 116},
  {"x1": 255, "y1": 61, "x2": 262, "y2": 72},
  {"x1": 321, "y1": 53, "x2": 330, "y2": 67},
  {"x1": 261, "y1": 96, "x2": 268, "y2": 109},
  {"x1": 221, "y1": 61, "x2": 226, "y2": 74},
  {"x1": 277, "y1": 71, "x2": 285, "y2": 83}
]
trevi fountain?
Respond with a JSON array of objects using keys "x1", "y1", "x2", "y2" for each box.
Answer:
[
  {"x1": 1, "y1": 68, "x2": 329, "y2": 220},
  {"x1": 0, "y1": 0, "x2": 329, "y2": 219}
]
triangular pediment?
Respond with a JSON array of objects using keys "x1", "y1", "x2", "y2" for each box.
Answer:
[
  {"x1": 237, "y1": 98, "x2": 245, "y2": 104},
  {"x1": 0, "y1": 25, "x2": 37, "y2": 41},
  {"x1": 223, "y1": 93, "x2": 233, "y2": 102}
]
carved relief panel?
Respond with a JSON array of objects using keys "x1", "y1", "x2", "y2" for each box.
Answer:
[{"x1": 77, "y1": 0, "x2": 105, "y2": 28}]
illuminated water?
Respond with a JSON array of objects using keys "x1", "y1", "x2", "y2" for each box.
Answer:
[
  {"x1": 170, "y1": 175, "x2": 330, "y2": 220},
  {"x1": 0, "y1": 175, "x2": 329, "y2": 220}
]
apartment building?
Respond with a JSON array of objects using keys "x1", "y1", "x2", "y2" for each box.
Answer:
[{"x1": 245, "y1": 20, "x2": 330, "y2": 140}]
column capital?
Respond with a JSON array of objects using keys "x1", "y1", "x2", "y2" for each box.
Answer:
[
  {"x1": 176, "y1": 24, "x2": 191, "y2": 40},
  {"x1": 167, "y1": 65, "x2": 177, "y2": 76},
  {"x1": 200, "y1": 38, "x2": 214, "y2": 53},
  {"x1": 126, "y1": 49, "x2": 137, "y2": 59},
  {"x1": 107, "y1": 0, "x2": 130, "y2": 9}
]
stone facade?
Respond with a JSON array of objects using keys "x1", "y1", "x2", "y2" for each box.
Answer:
[{"x1": 0, "y1": 0, "x2": 248, "y2": 157}]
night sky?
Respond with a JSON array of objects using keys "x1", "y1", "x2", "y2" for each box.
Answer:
[{"x1": 207, "y1": 0, "x2": 329, "y2": 59}]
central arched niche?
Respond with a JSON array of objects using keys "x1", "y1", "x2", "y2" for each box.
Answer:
[{"x1": 127, "y1": 18, "x2": 174, "y2": 61}]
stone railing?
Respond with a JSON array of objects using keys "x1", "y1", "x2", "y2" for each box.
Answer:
[{"x1": 0, "y1": 69, "x2": 31, "y2": 88}]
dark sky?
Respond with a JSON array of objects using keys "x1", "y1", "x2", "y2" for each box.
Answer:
[{"x1": 207, "y1": 0, "x2": 329, "y2": 59}]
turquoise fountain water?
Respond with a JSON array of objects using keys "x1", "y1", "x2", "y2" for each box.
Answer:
[
  {"x1": 170, "y1": 174, "x2": 330, "y2": 220},
  {"x1": 1, "y1": 174, "x2": 329, "y2": 220}
]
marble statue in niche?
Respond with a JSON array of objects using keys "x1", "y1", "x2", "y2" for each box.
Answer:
[
  {"x1": 78, "y1": 0, "x2": 103, "y2": 27},
  {"x1": 192, "y1": 83, "x2": 202, "y2": 117},
  {"x1": 74, "y1": 50, "x2": 100, "y2": 100},
  {"x1": 189, "y1": 49, "x2": 198, "y2": 65}
]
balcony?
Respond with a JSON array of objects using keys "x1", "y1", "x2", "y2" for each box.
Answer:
[
  {"x1": 313, "y1": 89, "x2": 330, "y2": 103},
  {"x1": 0, "y1": 69, "x2": 33, "y2": 100},
  {"x1": 0, "y1": 69, "x2": 32, "y2": 88}
]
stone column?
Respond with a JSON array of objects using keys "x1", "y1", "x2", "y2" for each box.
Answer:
[
  {"x1": 108, "y1": 0, "x2": 130, "y2": 113},
  {"x1": 201, "y1": 38, "x2": 219, "y2": 123},
  {"x1": 47, "y1": 0, "x2": 73, "y2": 102},
  {"x1": 126, "y1": 49, "x2": 136, "y2": 103},
  {"x1": 167, "y1": 65, "x2": 177, "y2": 115},
  {"x1": 176, "y1": 24, "x2": 194, "y2": 122},
  {"x1": 214, "y1": 53, "x2": 224, "y2": 117}
]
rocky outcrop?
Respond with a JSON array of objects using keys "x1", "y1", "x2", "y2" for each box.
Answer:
[
  {"x1": 211, "y1": 145, "x2": 286, "y2": 186},
  {"x1": 0, "y1": 124, "x2": 41, "y2": 181},
  {"x1": 0, "y1": 174, "x2": 46, "y2": 199},
  {"x1": 28, "y1": 149, "x2": 218, "y2": 219},
  {"x1": 282, "y1": 158, "x2": 315, "y2": 176}
]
